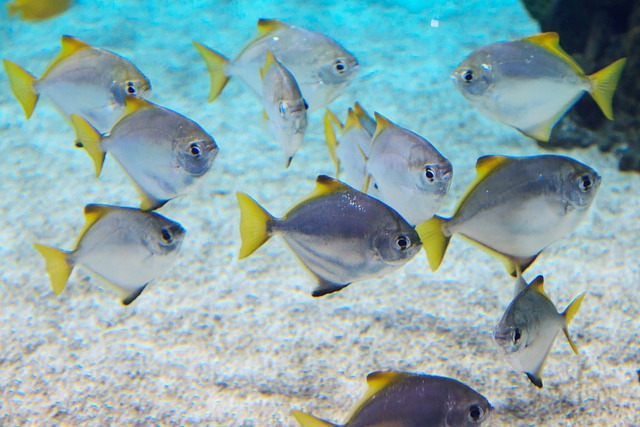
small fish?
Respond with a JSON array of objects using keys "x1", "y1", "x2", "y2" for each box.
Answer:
[
  {"x1": 292, "y1": 371, "x2": 492, "y2": 427},
  {"x1": 493, "y1": 274, "x2": 585, "y2": 388},
  {"x1": 324, "y1": 102, "x2": 376, "y2": 191},
  {"x1": 194, "y1": 19, "x2": 359, "y2": 112},
  {"x1": 365, "y1": 113, "x2": 453, "y2": 225},
  {"x1": 33, "y1": 204, "x2": 186, "y2": 305},
  {"x1": 71, "y1": 97, "x2": 219, "y2": 211},
  {"x1": 261, "y1": 50, "x2": 309, "y2": 167},
  {"x1": 417, "y1": 155, "x2": 601, "y2": 276},
  {"x1": 237, "y1": 175, "x2": 421, "y2": 297},
  {"x1": 6, "y1": 0, "x2": 72, "y2": 20},
  {"x1": 452, "y1": 32, "x2": 626, "y2": 142},
  {"x1": 3, "y1": 35, "x2": 150, "y2": 133}
]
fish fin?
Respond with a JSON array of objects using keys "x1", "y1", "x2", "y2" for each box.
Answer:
[
  {"x1": 513, "y1": 272, "x2": 528, "y2": 295},
  {"x1": 526, "y1": 372, "x2": 543, "y2": 388},
  {"x1": 290, "y1": 410, "x2": 338, "y2": 427},
  {"x1": 452, "y1": 155, "x2": 513, "y2": 212},
  {"x1": 302, "y1": 175, "x2": 352, "y2": 204},
  {"x1": 6, "y1": 3, "x2": 19, "y2": 17},
  {"x1": 588, "y1": 58, "x2": 627, "y2": 121},
  {"x1": 261, "y1": 50, "x2": 277, "y2": 79},
  {"x1": 236, "y1": 192, "x2": 274, "y2": 259},
  {"x1": 311, "y1": 279, "x2": 349, "y2": 297},
  {"x1": 139, "y1": 193, "x2": 167, "y2": 212},
  {"x1": 70, "y1": 114, "x2": 105, "y2": 176},
  {"x1": 324, "y1": 109, "x2": 341, "y2": 178},
  {"x1": 371, "y1": 112, "x2": 396, "y2": 142},
  {"x1": 511, "y1": 254, "x2": 539, "y2": 277},
  {"x1": 42, "y1": 36, "x2": 91, "y2": 76},
  {"x1": 529, "y1": 275, "x2": 548, "y2": 298},
  {"x1": 362, "y1": 173, "x2": 372, "y2": 193},
  {"x1": 3, "y1": 59, "x2": 39, "y2": 119},
  {"x1": 32, "y1": 243, "x2": 73, "y2": 296},
  {"x1": 256, "y1": 19, "x2": 289, "y2": 36},
  {"x1": 518, "y1": 119, "x2": 557, "y2": 142},
  {"x1": 122, "y1": 284, "x2": 148, "y2": 305},
  {"x1": 76, "y1": 204, "x2": 114, "y2": 246},
  {"x1": 123, "y1": 95, "x2": 154, "y2": 115},
  {"x1": 415, "y1": 215, "x2": 450, "y2": 271},
  {"x1": 193, "y1": 41, "x2": 231, "y2": 102},
  {"x1": 363, "y1": 371, "x2": 402, "y2": 399},
  {"x1": 344, "y1": 107, "x2": 363, "y2": 133},
  {"x1": 522, "y1": 33, "x2": 585, "y2": 74},
  {"x1": 285, "y1": 156, "x2": 293, "y2": 169},
  {"x1": 562, "y1": 292, "x2": 586, "y2": 355},
  {"x1": 353, "y1": 102, "x2": 376, "y2": 134}
]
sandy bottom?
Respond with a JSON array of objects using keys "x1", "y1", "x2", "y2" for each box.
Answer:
[{"x1": 1, "y1": 0, "x2": 638, "y2": 426}]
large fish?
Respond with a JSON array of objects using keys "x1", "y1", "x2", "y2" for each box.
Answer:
[
  {"x1": 452, "y1": 32, "x2": 626, "y2": 142},
  {"x1": 261, "y1": 50, "x2": 308, "y2": 167},
  {"x1": 193, "y1": 19, "x2": 359, "y2": 112},
  {"x1": 71, "y1": 97, "x2": 219, "y2": 211},
  {"x1": 236, "y1": 175, "x2": 421, "y2": 297},
  {"x1": 365, "y1": 113, "x2": 453, "y2": 225},
  {"x1": 292, "y1": 371, "x2": 492, "y2": 427},
  {"x1": 417, "y1": 155, "x2": 601, "y2": 276},
  {"x1": 33, "y1": 204, "x2": 185, "y2": 305},
  {"x1": 493, "y1": 274, "x2": 585, "y2": 388},
  {"x1": 3, "y1": 35, "x2": 150, "y2": 133}
]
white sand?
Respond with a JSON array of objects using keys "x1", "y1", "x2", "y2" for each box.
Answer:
[{"x1": 1, "y1": 0, "x2": 638, "y2": 426}]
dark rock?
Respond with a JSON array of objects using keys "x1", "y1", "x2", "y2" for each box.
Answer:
[{"x1": 522, "y1": 0, "x2": 640, "y2": 172}]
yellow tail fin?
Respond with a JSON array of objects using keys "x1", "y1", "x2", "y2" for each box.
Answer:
[
  {"x1": 588, "y1": 58, "x2": 626, "y2": 120},
  {"x1": 3, "y1": 59, "x2": 39, "y2": 119},
  {"x1": 70, "y1": 114, "x2": 105, "y2": 176},
  {"x1": 236, "y1": 192, "x2": 274, "y2": 259},
  {"x1": 562, "y1": 292, "x2": 586, "y2": 355},
  {"x1": 415, "y1": 216, "x2": 450, "y2": 271},
  {"x1": 33, "y1": 243, "x2": 73, "y2": 295},
  {"x1": 291, "y1": 410, "x2": 338, "y2": 427},
  {"x1": 193, "y1": 41, "x2": 230, "y2": 102}
]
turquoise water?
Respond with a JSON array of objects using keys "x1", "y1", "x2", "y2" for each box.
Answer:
[{"x1": 1, "y1": 1, "x2": 638, "y2": 426}]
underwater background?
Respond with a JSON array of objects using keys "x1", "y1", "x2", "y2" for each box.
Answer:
[{"x1": 1, "y1": 0, "x2": 638, "y2": 425}]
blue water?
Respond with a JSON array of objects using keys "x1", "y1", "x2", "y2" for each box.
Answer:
[{"x1": 1, "y1": 1, "x2": 638, "y2": 426}]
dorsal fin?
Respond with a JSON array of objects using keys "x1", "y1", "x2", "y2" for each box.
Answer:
[
  {"x1": 323, "y1": 109, "x2": 342, "y2": 177},
  {"x1": 529, "y1": 275, "x2": 548, "y2": 298},
  {"x1": 123, "y1": 96, "x2": 154, "y2": 116},
  {"x1": 521, "y1": 32, "x2": 584, "y2": 74},
  {"x1": 371, "y1": 112, "x2": 396, "y2": 142},
  {"x1": 260, "y1": 50, "x2": 277, "y2": 79},
  {"x1": 344, "y1": 107, "x2": 364, "y2": 133},
  {"x1": 359, "y1": 371, "x2": 402, "y2": 403},
  {"x1": 353, "y1": 102, "x2": 377, "y2": 135},
  {"x1": 74, "y1": 204, "x2": 114, "y2": 247},
  {"x1": 475, "y1": 155, "x2": 512, "y2": 179},
  {"x1": 257, "y1": 19, "x2": 289, "y2": 36},
  {"x1": 44, "y1": 36, "x2": 92, "y2": 76},
  {"x1": 301, "y1": 175, "x2": 351, "y2": 204}
]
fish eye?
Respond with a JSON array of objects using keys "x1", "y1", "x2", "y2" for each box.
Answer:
[
  {"x1": 333, "y1": 59, "x2": 347, "y2": 74},
  {"x1": 126, "y1": 81, "x2": 137, "y2": 95},
  {"x1": 467, "y1": 404, "x2": 485, "y2": 423},
  {"x1": 513, "y1": 328, "x2": 522, "y2": 343},
  {"x1": 462, "y1": 69, "x2": 474, "y2": 82},
  {"x1": 395, "y1": 234, "x2": 412, "y2": 251},
  {"x1": 424, "y1": 166, "x2": 436, "y2": 182},
  {"x1": 188, "y1": 142, "x2": 202, "y2": 157},
  {"x1": 279, "y1": 102, "x2": 288, "y2": 118},
  {"x1": 579, "y1": 174, "x2": 593, "y2": 192},
  {"x1": 160, "y1": 228, "x2": 174, "y2": 245}
]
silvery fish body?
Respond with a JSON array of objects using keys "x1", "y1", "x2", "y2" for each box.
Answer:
[
  {"x1": 334, "y1": 103, "x2": 376, "y2": 191},
  {"x1": 366, "y1": 113, "x2": 453, "y2": 225},
  {"x1": 217, "y1": 19, "x2": 359, "y2": 111},
  {"x1": 493, "y1": 275, "x2": 585, "y2": 388},
  {"x1": 261, "y1": 50, "x2": 308, "y2": 167},
  {"x1": 34, "y1": 204, "x2": 185, "y2": 304},
  {"x1": 293, "y1": 371, "x2": 492, "y2": 427},
  {"x1": 237, "y1": 176, "x2": 421, "y2": 297},
  {"x1": 452, "y1": 33, "x2": 626, "y2": 142}
]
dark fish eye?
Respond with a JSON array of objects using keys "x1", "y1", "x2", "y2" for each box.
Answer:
[
  {"x1": 579, "y1": 174, "x2": 593, "y2": 192},
  {"x1": 514, "y1": 328, "x2": 522, "y2": 343},
  {"x1": 395, "y1": 234, "x2": 412, "y2": 251},
  {"x1": 126, "y1": 81, "x2": 137, "y2": 95},
  {"x1": 425, "y1": 166, "x2": 435, "y2": 182},
  {"x1": 468, "y1": 404, "x2": 484, "y2": 423},
  {"x1": 160, "y1": 228, "x2": 173, "y2": 245},
  {"x1": 334, "y1": 59, "x2": 347, "y2": 74},
  {"x1": 462, "y1": 69, "x2": 474, "y2": 82},
  {"x1": 189, "y1": 142, "x2": 202, "y2": 157}
]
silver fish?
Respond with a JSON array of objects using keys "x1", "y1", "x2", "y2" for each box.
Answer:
[
  {"x1": 194, "y1": 18, "x2": 359, "y2": 112},
  {"x1": 324, "y1": 102, "x2": 376, "y2": 191},
  {"x1": 452, "y1": 32, "x2": 626, "y2": 142},
  {"x1": 236, "y1": 175, "x2": 421, "y2": 297},
  {"x1": 71, "y1": 97, "x2": 219, "y2": 211},
  {"x1": 261, "y1": 50, "x2": 308, "y2": 167},
  {"x1": 365, "y1": 113, "x2": 453, "y2": 225},
  {"x1": 33, "y1": 204, "x2": 185, "y2": 305},
  {"x1": 4, "y1": 35, "x2": 150, "y2": 133},
  {"x1": 417, "y1": 154, "x2": 601, "y2": 275},
  {"x1": 494, "y1": 275, "x2": 585, "y2": 388},
  {"x1": 292, "y1": 371, "x2": 492, "y2": 427}
]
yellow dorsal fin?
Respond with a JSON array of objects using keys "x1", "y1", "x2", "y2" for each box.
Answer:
[
  {"x1": 522, "y1": 32, "x2": 584, "y2": 74},
  {"x1": 529, "y1": 275, "x2": 548, "y2": 298},
  {"x1": 371, "y1": 112, "x2": 396, "y2": 142},
  {"x1": 124, "y1": 95, "x2": 154, "y2": 116},
  {"x1": 302, "y1": 175, "x2": 351, "y2": 204},
  {"x1": 562, "y1": 292, "x2": 586, "y2": 354},
  {"x1": 451, "y1": 155, "x2": 512, "y2": 215},
  {"x1": 323, "y1": 109, "x2": 342, "y2": 177},
  {"x1": 260, "y1": 50, "x2": 277, "y2": 79},
  {"x1": 353, "y1": 102, "x2": 368, "y2": 121},
  {"x1": 588, "y1": 58, "x2": 627, "y2": 121},
  {"x1": 344, "y1": 107, "x2": 364, "y2": 133},
  {"x1": 44, "y1": 36, "x2": 92, "y2": 76},
  {"x1": 359, "y1": 371, "x2": 402, "y2": 403},
  {"x1": 257, "y1": 19, "x2": 289, "y2": 36},
  {"x1": 290, "y1": 410, "x2": 338, "y2": 427},
  {"x1": 76, "y1": 204, "x2": 114, "y2": 246}
]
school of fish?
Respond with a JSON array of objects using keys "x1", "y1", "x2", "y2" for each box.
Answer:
[{"x1": 4, "y1": 12, "x2": 628, "y2": 426}]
